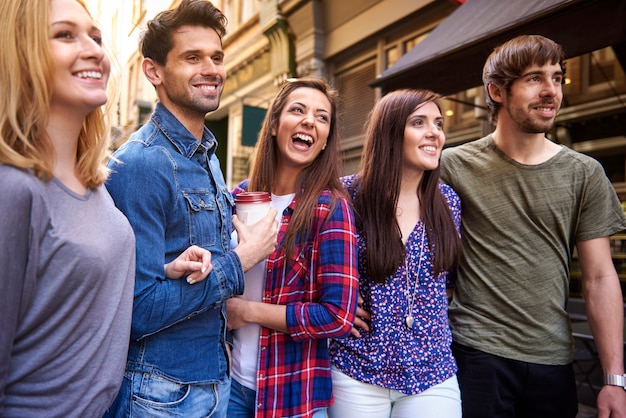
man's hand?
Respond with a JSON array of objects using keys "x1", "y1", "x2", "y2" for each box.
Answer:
[
  {"x1": 233, "y1": 208, "x2": 278, "y2": 271},
  {"x1": 597, "y1": 384, "x2": 626, "y2": 418},
  {"x1": 164, "y1": 245, "x2": 212, "y2": 284}
]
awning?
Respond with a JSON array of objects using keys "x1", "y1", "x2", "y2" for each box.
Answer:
[{"x1": 372, "y1": 0, "x2": 626, "y2": 96}]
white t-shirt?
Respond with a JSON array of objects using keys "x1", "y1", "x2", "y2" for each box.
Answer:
[{"x1": 231, "y1": 193, "x2": 295, "y2": 389}]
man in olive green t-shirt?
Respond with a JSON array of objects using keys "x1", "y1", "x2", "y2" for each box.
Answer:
[{"x1": 440, "y1": 35, "x2": 626, "y2": 417}]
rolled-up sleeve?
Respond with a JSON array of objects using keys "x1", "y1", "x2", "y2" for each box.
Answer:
[{"x1": 286, "y1": 196, "x2": 359, "y2": 340}]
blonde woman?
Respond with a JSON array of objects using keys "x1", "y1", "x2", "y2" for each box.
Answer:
[{"x1": 0, "y1": 1, "x2": 135, "y2": 416}]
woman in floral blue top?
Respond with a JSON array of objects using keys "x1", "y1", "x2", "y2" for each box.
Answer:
[{"x1": 329, "y1": 89, "x2": 463, "y2": 417}]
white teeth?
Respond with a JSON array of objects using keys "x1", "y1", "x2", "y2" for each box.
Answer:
[
  {"x1": 76, "y1": 71, "x2": 102, "y2": 79},
  {"x1": 421, "y1": 146, "x2": 436, "y2": 152},
  {"x1": 200, "y1": 85, "x2": 217, "y2": 91},
  {"x1": 293, "y1": 133, "x2": 313, "y2": 144}
]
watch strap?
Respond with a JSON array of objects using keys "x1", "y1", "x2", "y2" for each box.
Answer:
[{"x1": 604, "y1": 374, "x2": 626, "y2": 388}]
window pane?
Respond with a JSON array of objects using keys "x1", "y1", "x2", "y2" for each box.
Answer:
[
  {"x1": 403, "y1": 32, "x2": 428, "y2": 53},
  {"x1": 386, "y1": 46, "x2": 399, "y2": 70}
]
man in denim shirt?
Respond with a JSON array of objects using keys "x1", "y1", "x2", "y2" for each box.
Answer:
[{"x1": 104, "y1": 1, "x2": 277, "y2": 417}]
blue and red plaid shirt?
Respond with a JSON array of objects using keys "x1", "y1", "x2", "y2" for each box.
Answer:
[{"x1": 232, "y1": 181, "x2": 359, "y2": 418}]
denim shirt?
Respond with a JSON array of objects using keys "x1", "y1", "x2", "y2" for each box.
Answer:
[{"x1": 106, "y1": 102, "x2": 244, "y2": 384}]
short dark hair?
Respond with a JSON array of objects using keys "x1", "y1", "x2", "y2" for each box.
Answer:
[
  {"x1": 139, "y1": 0, "x2": 227, "y2": 66},
  {"x1": 483, "y1": 34, "x2": 566, "y2": 123}
]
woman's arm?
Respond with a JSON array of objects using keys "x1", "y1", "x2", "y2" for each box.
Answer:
[{"x1": 227, "y1": 195, "x2": 359, "y2": 339}]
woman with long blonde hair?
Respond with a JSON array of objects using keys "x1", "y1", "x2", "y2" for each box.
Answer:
[{"x1": 0, "y1": 1, "x2": 136, "y2": 416}]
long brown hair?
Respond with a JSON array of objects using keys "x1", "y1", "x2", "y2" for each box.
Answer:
[
  {"x1": 248, "y1": 77, "x2": 344, "y2": 258},
  {"x1": 353, "y1": 89, "x2": 462, "y2": 283}
]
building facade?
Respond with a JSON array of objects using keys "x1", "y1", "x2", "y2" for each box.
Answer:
[
  {"x1": 91, "y1": 0, "x2": 625, "y2": 188},
  {"x1": 89, "y1": 0, "x2": 461, "y2": 185}
]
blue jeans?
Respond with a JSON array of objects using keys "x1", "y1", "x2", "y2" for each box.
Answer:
[
  {"x1": 104, "y1": 370, "x2": 230, "y2": 418},
  {"x1": 228, "y1": 378, "x2": 327, "y2": 418},
  {"x1": 227, "y1": 378, "x2": 256, "y2": 417}
]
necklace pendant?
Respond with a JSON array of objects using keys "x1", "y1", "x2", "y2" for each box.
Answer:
[{"x1": 405, "y1": 315, "x2": 414, "y2": 328}]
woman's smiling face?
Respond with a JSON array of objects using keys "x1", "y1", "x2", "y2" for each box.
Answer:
[
  {"x1": 272, "y1": 86, "x2": 332, "y2": 172},
  {"x1": 48, "y1": 0, "x2": 110, "y2": 117},
  {"x1": 402, "y1": 101, "x2": 445, "y2": 175}
]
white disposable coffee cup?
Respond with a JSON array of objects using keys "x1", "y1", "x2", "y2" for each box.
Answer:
[{"x1": 234, "y1": 192, "x2": 271, "y2": 225}]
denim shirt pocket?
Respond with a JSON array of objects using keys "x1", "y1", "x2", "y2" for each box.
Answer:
[
  {"x1": 182, "y1": 189, "x2": 217, "y2": 247},
  {"x1": 219, "y1": 186, "x2": 235, "y2": 211}
]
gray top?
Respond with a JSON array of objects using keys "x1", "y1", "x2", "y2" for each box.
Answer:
[
  {"x1": 0, "y1": 166, "x2": 135, "y2": 417},
  {"x1": 440, "y1": 135, "x2": 626, "y2": 365}
]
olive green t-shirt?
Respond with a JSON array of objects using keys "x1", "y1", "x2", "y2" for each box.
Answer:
[{"x1": 440, "y1": 135, "x2": 626, "y2": 365}]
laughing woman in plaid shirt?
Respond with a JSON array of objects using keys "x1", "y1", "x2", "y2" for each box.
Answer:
[{"x1": 226, "y1": 77, "x2": 359, "y2": 418}]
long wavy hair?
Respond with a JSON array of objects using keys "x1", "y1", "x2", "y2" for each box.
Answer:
[
  {"x1": 353, "y1": 89, "x2": 462, "y2": 283},
  {"x1": 0, "y1": 0, "x2": 114, "y2": 188},
  {"x1": 248, "y1": 77, "x2": 344, "y2": 259}
]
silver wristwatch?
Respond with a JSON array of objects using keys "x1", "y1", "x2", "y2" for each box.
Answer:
[{"x1": 604, "y1": 374, "x2": 626, "y2": 389}]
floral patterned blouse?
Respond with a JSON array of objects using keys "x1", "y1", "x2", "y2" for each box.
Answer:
[{"x1": 329, "y1": 175, "x2": 462, "y2": 395}]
